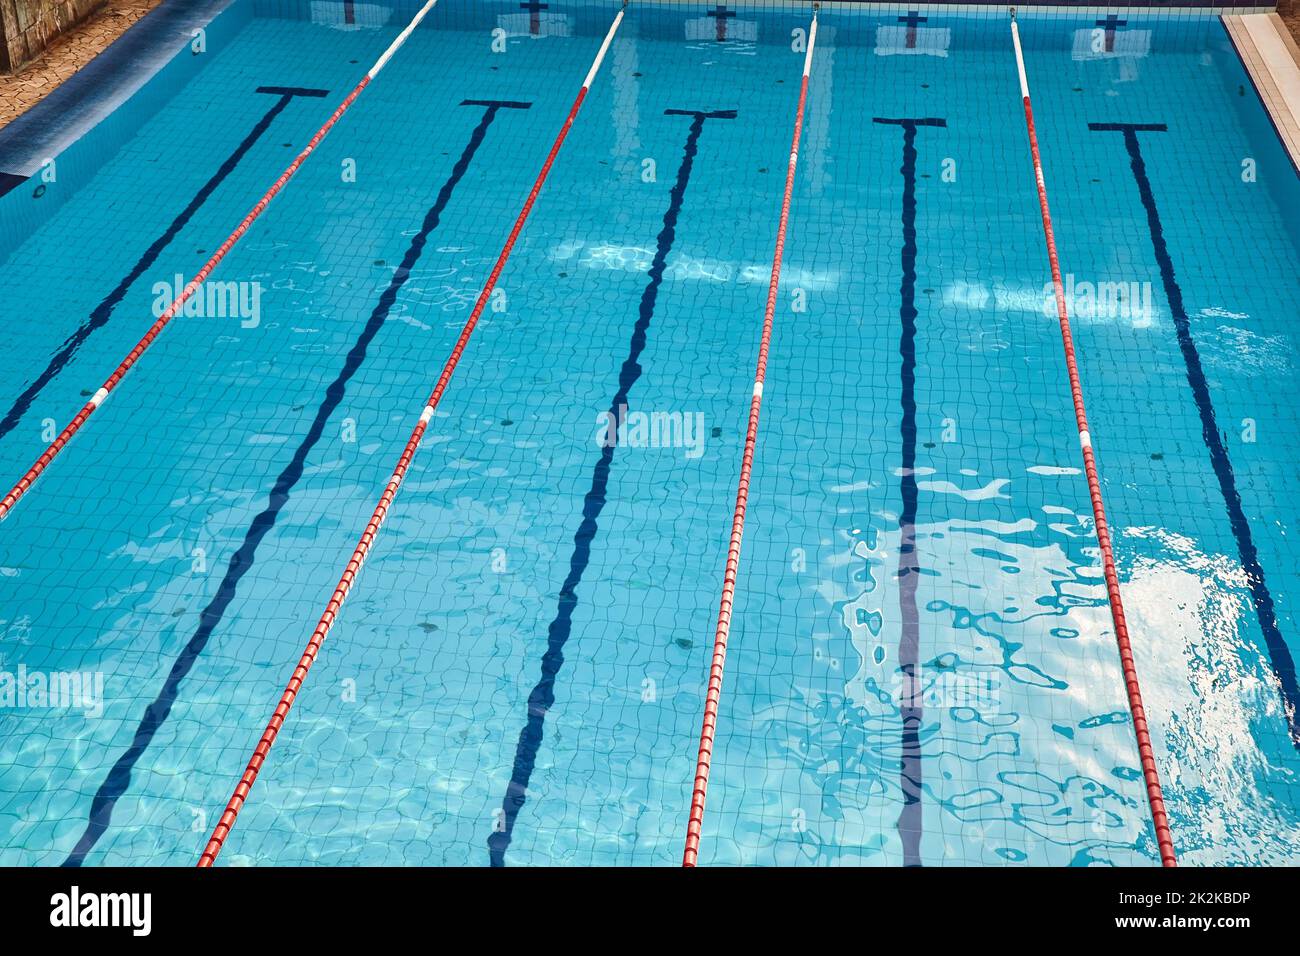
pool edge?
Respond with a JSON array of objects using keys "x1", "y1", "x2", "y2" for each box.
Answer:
[
  {"x1": 0, "y1": 0, "x2": 235, "y2": 183},
  {"x1": 1222, "y1": 11, "x2": 1300, "y2": 173}
]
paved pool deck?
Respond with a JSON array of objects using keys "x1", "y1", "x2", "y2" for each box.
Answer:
[{"x1": 0, "y1": 0, "x2": 164, "y2": 130}]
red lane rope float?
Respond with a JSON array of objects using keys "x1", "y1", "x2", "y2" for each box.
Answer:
[
  {"x1": 682, "y1": 5, "x2": 819, "y2": 869},
  {"x1": 196, "y1": 4, "x2": 629, "y2": 868},
  {"x1": 0, "y1": 0, "x2": 446, "y2": 524},
  {"x1": 1009, "y1": 9, "x2": 1176, "y2": 866}
]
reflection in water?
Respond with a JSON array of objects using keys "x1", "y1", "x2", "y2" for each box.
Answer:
[
  {"x1": 551, "y1": 238, "x2": 839, "y2": 291},
  {"x1": 1122, "y1": 528, "x2": 1300, "y2": 865},
  {"x1": 786, "y1": 473, "x2": 1300, "y2": 865},
  {"x1": 611, "y1": 37, "x2": 642, "y2": 180},
  {"x1": 838, "y1": 489, "x2": 1154, "y2": 866}
]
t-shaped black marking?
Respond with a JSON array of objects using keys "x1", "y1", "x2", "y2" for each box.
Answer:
[
  {"x1": 254, "y1": 86, "x2": 330, "y2": 98},
  {"x1": 664, "y1": 109, "x2": 738, "y2": 120},
  {"x1": 487, "y1": 102, "x2": 736, "y2": 868},
  {"x1": 873, "y1": 117, "x2": 947, "y2": 128},
  {"x1": 873, "y1": 112, "x2": 947, "y2": 869},
  {"x1": 1089, "y1": 117, "x2": 1299, "y2": 750},
  {"x1": 1087, "y1": 122, "x2": 1167, "y2": 133},
  {"x1": 461, "y1": 99, "x2": 534, "y2": 111}
]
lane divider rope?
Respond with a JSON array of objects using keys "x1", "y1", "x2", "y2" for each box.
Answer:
[
  {"x1": 1008, "y1": 7, "x2": 1176, "y2": 867},
  {"x1": 682, "y1": 2, "x2": 819, "y2": 869},
  {"x1": 0, "y1": 0, "x2": 445, "y2": 524},
  {"x1": 197, "y1": 2, "x2": 629, "y2": 868}
]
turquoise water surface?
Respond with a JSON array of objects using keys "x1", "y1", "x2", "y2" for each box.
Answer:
[{"x1": 0, "y1": 1, "x2": 1297, "y2": 866}]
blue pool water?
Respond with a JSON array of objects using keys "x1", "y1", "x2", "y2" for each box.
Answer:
[{"x1": 0, "y1": 0, "x2": 1298, "y2": 866}]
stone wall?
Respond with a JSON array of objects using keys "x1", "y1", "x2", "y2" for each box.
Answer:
[{"x1": 0, "y1": 0, "x2": 104, "y2": 72}]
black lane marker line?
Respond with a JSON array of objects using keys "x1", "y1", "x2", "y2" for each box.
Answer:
[
  {"x1": 875, "y1": 116, "x2": 946, "y2": 867},
  {"x1": 0, "y1": 86, "x2": 329, "y2": 446},
  {"x1": 1091, "y1": 121, "x2": 1299, "y2": 749},
  {"x1": 706, "y1": 4, "x2": 736, "y2": 42},
  {"x1": 1095, "y1": 14, "x2": 1127, "y2": 54},
  {"x1": 60, "y1": 99, "x2": 530, "y2": 866},
  {"x1": 521, "y1": 0, "x2": 546, "y2": 35},
  {"x1": 899, "y1": 11, "x2": 927, "y2": 51},
  {"x1": 488, "y1": 107, "x2": 736, "y2": 867}
]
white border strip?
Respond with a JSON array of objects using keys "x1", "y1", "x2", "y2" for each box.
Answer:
[
  {"x1": 583, "y1": 6, "x2": 627, "y2": 89},
  {"x1": 368, "y1": 0, "x2": 443, "y2": 80},
  {"x1": 1011, "y1": 16, "x2": 1031, "y2": 97}
]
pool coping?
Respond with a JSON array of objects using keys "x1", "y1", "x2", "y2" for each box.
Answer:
[
  {"x1": 1223, "y1": 12, "x2": 1300, "y2": 171},
  {"x1": 0, "y1": 0, "x2": 232, "y2": 190}
]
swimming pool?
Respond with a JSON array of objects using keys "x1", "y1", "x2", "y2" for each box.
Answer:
[{"x1": 0, "y1": 0, "x2": 1297, "y2": 867}]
